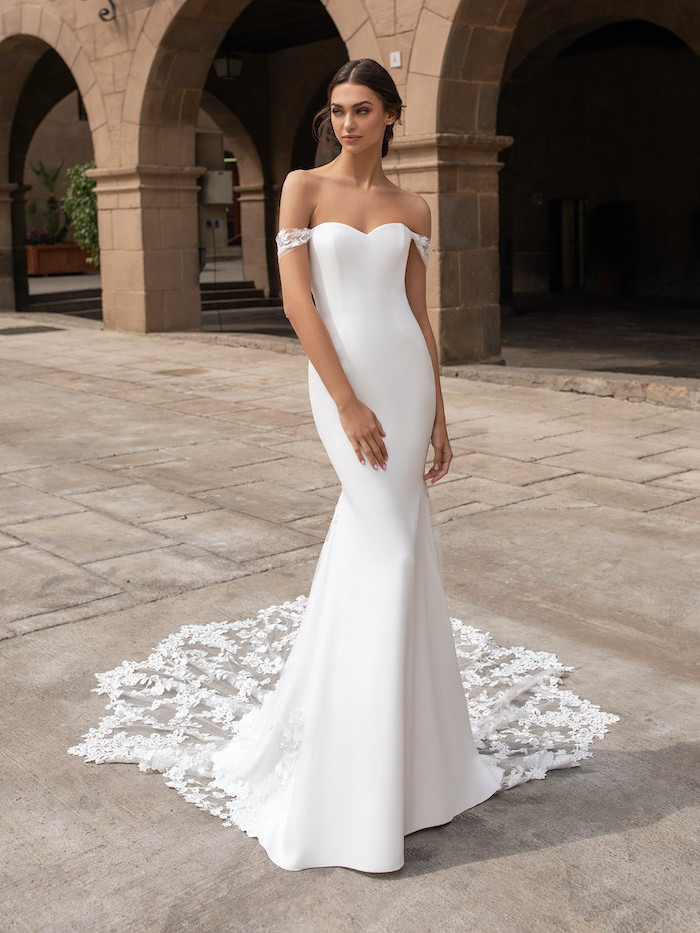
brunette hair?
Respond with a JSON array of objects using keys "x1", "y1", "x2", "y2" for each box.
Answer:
[{"x1": 312, "y1": 59, "x2": 404, "y2": 158}]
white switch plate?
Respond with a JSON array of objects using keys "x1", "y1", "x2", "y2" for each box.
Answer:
[{"x1": 389, "y1": 51, "x2": 401, "y2": 68}]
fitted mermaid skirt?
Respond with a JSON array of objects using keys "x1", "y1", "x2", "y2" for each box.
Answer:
[{"x1": 68, "y1": 223, "x2": 618, "y2": 873}]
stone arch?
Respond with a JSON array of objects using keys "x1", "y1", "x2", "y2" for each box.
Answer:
[
  {"x1": 0, "y1": 14, "x2": 106, "y2": 313},
  {"x1": 0, "y1": 6, "x2": 107, "y2": 160},
  {"x1": 122, "y1": 0, "x2": 380, "y2": 170},
  {"x1": 504, "y1": 0, "x2": 700, "y2": 81},
  {"x1": 100, "y1": 0, "x2": 375, "y2": 332},
  {"x1": 499, "y1": 9, "x2": 700, "y2": 303}
]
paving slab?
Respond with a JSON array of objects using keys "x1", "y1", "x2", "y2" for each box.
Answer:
[
  {"x1": 6, "y1": 511, "x2": 169, "y2": 564},
  {"x1": 529, "y1": 473, "x2": 697, "y2": 512},
  {"x1": 69, "y1": 482, "x2": 218, "y2": 524},
  {"x1": 450, "y1": 451, "x2": 572, "y2": 486},
  {"x1": 143, "y1": 507, "x2": 318, "y2": 561},
  {"x1": 0, "y1": 480, "x2": 86, "y2": 524},
  {"x1": 0, "y1": 546, "x2": 122, "y2": 626},
  {"x1": 7, "y1": 462, "x2": 135, "y2": 496},
  {"x1": 85, "y1": 544, "x2": 245, "y2": 599}
]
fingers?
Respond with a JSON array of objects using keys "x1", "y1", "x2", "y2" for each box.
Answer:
[
  {"x1": 351, "y1": 414, "x2": 388, "y2": 470},
  {"x1": 423, "y1": 444, "x2": 452, "y2": 483}
]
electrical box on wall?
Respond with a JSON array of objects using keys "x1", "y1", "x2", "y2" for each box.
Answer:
[{"x1": 200, "y1": 170, "x2": 232, "y2": 205}]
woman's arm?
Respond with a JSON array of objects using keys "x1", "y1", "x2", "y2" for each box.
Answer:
[
  {"x1": 277, "y1": 171, "x2": 388, "y2": 470},
  {"x1": 404, "y1": 200, "x2": 453, "y2": 483}
]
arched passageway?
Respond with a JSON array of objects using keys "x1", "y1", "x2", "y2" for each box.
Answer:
[
  {"x1": 499, "y1": 19, "x2": 700, "y2": 303},
  {"x1": 93, "y1": 0, "x2": 352, "y2": 332}
]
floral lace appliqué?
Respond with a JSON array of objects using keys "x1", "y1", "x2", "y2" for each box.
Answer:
[
  {"x1": 67, "y1": 596, "x2": 619, "y2": 835},
  {"x1": 410, "y1": 232, "x2": 434, "y2": 267},
  {"x1": 276, "y1": 227, "x2": 312, "y2": 259}
]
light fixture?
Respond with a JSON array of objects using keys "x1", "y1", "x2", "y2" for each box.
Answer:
[
  {"x1": 99, "y1": 0, "x2": 116, "y2": 21},
  {"x1": 213, "y1": 55, "x2": 244, "y2": 80}
]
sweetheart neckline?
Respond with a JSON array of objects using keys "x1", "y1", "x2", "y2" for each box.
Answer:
[{"x1": 309, "y1": 221, "x2": 429, "y2": 240}]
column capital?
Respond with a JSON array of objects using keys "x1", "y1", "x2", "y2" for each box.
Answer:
[
  {"x1": 386, "y1": 133, "x2": 514, "y2": 173},
  {"x1": 86, "y1": 164, "x2": 207, "y2": 195}
]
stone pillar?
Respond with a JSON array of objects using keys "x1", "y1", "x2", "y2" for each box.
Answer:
[
  {"x1": 88, "y1": 165, "x2": 205, "y2": 332},
  {"x1": 235, "y1": 183, "x2": 270, "y2": 295},
  {"x1": 386, "y1": 133, "x2": 513, "y2": 365},
  {"x1": 9, "y1": 183, "x2": 30, "y2": 313},
  {"x1": 0, "y1": 182, "x2": 18, "y2": 311}
]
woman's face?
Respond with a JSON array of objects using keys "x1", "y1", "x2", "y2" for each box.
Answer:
[{"x1": 329, "y1": 83, "x2": 394, "y2": 154}]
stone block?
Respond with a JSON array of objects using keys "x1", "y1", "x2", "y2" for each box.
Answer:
[
  {"x1": 194, "y1": 480, "x2": 334, "y2": 524},
  {"x1": 0, "y1": 547, "x2": 121, "y2": 626},
  {"x1": 397, "y1": 0, "x2": 425, "y2": 32},
  {"x1": 0, "y1": 482, "x2": 84, "y2": 525},
  {"x1": 143, "y1": 508, "x2": 317, "y2": 562},
  {"x1": 404, "y1": 73, "x2": 440, "y2": 136},
  {"x1": 437, "y1": 79, "x2": 479, "y2": 133},
  {"x1": 9, "y1": 464, "x2": 132, "y2": 497},
  {"x1": 6, "y1": 511, "x2": 168, "y2": 564},
  {"x1": 479, "y1": 193, "x2": 499, "y2": 247},
  {"x1": 85, "y1": 544, "x2": 242, "y2": 599},
  {"x1": 450, "y1": 450, "x2": 572, "y2": 485},
  {"x1": 477, "y1": 81, "x2": 500, "y2": 133},
  {"x1": 456, "y1": 0, "x2": 503, "y2": 26},
  {"x1": 411, "y1": 9, "x2": 453, "y2": 78},
  {"x1": 530, "y1": 474, "x2": 695, "y2": 513},
  {"x1": 438, "y1": 194, "x2": 478, "y2": 249},
  {"x1": 539, "y1": 451, "x2": 683, "y2": 484},
  {"x1": 463, "y1": 27, "x2": 512, "y2": 83},
  {"x1": 70, "y1": 483, "x2": 218, "y2": 524},
  {"x1": 326, "y1": 0, "x2": 369, "y2": 43},
  {"x1": 459, "y1": 247, "x2": 499, "y2": 303}
]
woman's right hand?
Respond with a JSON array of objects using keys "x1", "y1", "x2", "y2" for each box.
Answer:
[{"x1": 337, "y1": 397, "x2": 388, "y2": 470}]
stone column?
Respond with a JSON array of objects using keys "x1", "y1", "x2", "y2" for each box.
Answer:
[
  {"x1": 386, "y1": 133, "x2": 513, "y2": 365},
  {"x1": 0, "y1": 182, "x2": 18, "y2": 311},
  {"x1": 9, "y1": 183, "x2": 30, "y2": 313},
  {"x1": 235, "y1": 183, "x2": 270, "y2": 295},
  {"x1": 88, "y1": 165, "x2": 205, "y2": 332}
]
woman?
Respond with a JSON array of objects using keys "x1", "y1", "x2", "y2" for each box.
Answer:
[{"x1": 68, "y1": 59, "x2": 618, "y2": 874}]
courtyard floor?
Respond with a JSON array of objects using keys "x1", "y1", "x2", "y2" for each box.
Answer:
[{"x1": 1, "y1": 312, "x2": 698, "y2": 932}]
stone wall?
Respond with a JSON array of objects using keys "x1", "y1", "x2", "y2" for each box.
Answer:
[{"x1": 0, "y1": 0, "x2": 698, "y2": 359}]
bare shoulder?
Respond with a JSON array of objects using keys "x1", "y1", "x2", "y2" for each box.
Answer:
[
  {"x1": 279, "y1": 169, "x2": 320, "y2": 229},
  {"x1": 388, "y1": 185, "x2": 431, "y2": 237}
]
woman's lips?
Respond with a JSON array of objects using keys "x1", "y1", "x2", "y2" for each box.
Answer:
[{"x1": 343, "y1": 135, "x2": 360, "y2": 140}]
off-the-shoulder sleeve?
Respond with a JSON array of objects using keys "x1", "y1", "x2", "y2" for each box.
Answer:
[
  {"x1": 276, "y1": 227, "x2": 312, "y2": 259},
  {"x1": 410, "y1": 231, "x2": 434, "y2": 267}
]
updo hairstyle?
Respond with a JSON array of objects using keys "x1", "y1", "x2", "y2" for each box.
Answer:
[{"x1": 312, "y1": 58, "x2": 404, "y2": 158}]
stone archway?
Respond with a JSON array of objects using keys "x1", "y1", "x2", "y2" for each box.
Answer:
[
  {"x1": 0, "y1": 10, "x2": 105, "y2": 314},
  {"x1": 498, "y1": 4, "x2": 700, "y2": 308},
  {"x1": 90, "y1": 0, "x2": 375, "y2": 333}
]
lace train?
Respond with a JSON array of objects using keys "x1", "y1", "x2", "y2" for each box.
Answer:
[{"x1": 68, "y1": 596, "x2": 619, "y2": 829}]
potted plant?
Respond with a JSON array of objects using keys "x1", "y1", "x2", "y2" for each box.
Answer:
[
  {"x1": 25, "y1": 159, "x2": 91, "y2": 275},
  {"x1": 62, "y1": 161, "x2": 99, "y2": 269}
]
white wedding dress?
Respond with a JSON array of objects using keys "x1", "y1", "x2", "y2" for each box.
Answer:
[{"x1": 68, "y1": 221, "x2": 619, "y2": 873}]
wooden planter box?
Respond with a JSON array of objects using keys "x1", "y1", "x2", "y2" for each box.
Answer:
[{"x1": 26, "y1": 243, "x2": 90, "y2": 276}]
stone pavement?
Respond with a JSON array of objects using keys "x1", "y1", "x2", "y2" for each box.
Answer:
[{"x1": 1, "y1": 312, "x2": 698, "y2": 932}]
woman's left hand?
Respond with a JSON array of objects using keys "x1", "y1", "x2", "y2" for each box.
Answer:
[{"x1": 424, "y1": 420, "x2": 453, "y2": 484}]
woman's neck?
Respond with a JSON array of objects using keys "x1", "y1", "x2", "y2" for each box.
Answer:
[{"x1": 331, "y1": 148, "x2": 387, "y2": 190}]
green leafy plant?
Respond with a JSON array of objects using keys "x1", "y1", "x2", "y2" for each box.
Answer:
[
  {"x1": 62, "y1": 161, "x2": 99, "y2": 267},
  {"x1": 26, "y1": 158, "x2": 67, "y2": 244}
]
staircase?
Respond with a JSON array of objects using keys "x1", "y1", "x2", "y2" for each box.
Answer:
[
  {"x1": 27, "y1": 288, "x2": 102, "y2": 319},
  {"x1": 26, "y1": 281, "x2": 295, "y2": 338}
]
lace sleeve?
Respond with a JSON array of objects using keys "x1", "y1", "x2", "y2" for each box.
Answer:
[
  {"x1": 410, "y1": 232, "x2": 434, "y2": 267},
  {"x1": 276, "y1": 227, "x2": 312, "y2": 259}
]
